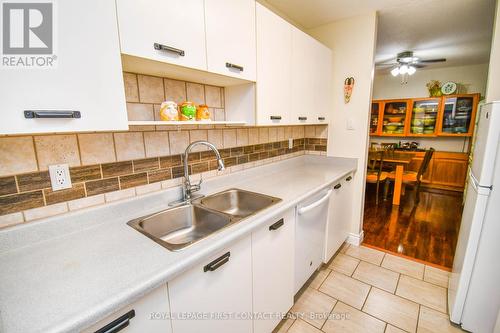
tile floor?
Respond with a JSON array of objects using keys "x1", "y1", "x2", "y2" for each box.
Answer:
[{"x1": 274, "y1": 244, "x2": 464, "y2": 333}]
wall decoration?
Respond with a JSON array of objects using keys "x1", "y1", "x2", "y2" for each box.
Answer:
[
  {"x1": 344, "y1": 77, "x2": 355, "y2": 103},
  {"x1": 441, "y1": 81, "x2": 457, "y2": 95},
  {"x1": 426, "y1": 80, "x2": 442, "y2": 97}
]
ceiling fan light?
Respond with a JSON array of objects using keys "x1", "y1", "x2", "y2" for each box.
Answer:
[
  {"x1": 399, "y1": 65, "x2": 409, "y2": 74},
  {"x1": 391, "y1": 67, "x2": 400, "y2": 76},
  {"x1": 408, "y1": 66, "x2": 416, "y2": 75}
]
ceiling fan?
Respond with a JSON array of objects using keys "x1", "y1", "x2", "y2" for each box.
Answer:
[{"x1": 376, "y1": 51, "x2": 446, "y2": 83}]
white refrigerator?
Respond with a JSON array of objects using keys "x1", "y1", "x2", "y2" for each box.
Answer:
[{"x1": 448, "y1": 102, "x2": 500, "y2": 333}]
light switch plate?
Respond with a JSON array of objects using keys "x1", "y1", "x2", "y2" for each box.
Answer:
[
  {"x1": 48, "y1": 164, "x2": 72, "y2": 191},
  {"x1": 347, "y1": 118, "x2": 355, "y2": 130}
]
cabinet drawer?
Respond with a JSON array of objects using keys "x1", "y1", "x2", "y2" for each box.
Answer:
[{"x1": 83, "y1": 285, "x2": 171, "y2": 333}]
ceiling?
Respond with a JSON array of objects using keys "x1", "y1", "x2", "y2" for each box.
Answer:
[{"x1": 263, "y1": 0, "x2": 496, "y2": 71}]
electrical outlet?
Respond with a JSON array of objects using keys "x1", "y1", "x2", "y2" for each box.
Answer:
[
  {"x1": 48, "y1": 164, "x2": 72, "y2": 191},
  {"x1": 288, "y1": 138, "x2": 293, "y2": 149}
]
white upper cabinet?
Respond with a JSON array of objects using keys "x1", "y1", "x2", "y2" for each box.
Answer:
[
  {"x1": 0, "y1": 0, "x2": 127, "y2": 135},
  {"x1": 205, "y1": 0, "x2": 256, "y2": 81},
  {"x1": 291, "y1": 27, "x2": 333, "y2": 125},
  {"x1": 291, "y1": 27, "x2": 317, "y2": 125},
  {"x1": 116, "y1": 0, "x2": 207, "y2": 71},
  {"x1": 255, "y1": 3, "x2": 292, "y2": 125},
  {"x1": 313, "y1": 41, "x2": 332, "y2": 123}
]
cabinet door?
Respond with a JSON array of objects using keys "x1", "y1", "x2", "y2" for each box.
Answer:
[
  {"x1": 324, "y1": 173, "x2": 353, "y2": 263},
  {"x1": 83, "y1": 285, "x2": 171, "y2": 333},
  {"x1": 407, "y1": 98, "x2": 440, "y2": 136},
  {"x1": 255, "y1": 3, "x2": 292, "y2": 125},
  {"x1": 431, "y1": 158, "x2": 468, "y2": 189},
  {"x1": 205, "y1": 0, "x2": 256, "y2": 81},
  {"x1": 0, "y1": 0, "x2": 127, "y2": 135},
  {"x1": 380, "y1": 100, "x2": 410, "y2": 136},
  {"x1": 169, "y1": 236, "x2": 252, "y2": 333},
  {"x1": 291, "y1": 27, "x2": 317, "y2": 125},
  {"x1": 313, "y1": 42, "x2": 332, "y2": 124},
  {"x1": 116, "y1": 0, "x2": 207, "y2": 71},
  {"x1": 252, "y1": 209, "x2": 295, "y2": 333},
  {"x1": 437, "y1": 94, "x2": 479, "y2": 137}
]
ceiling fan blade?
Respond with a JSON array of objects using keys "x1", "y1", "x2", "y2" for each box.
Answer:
[
  {"x1": 418, "y1": 58, "x2": 446, "y2": 63},
  {"x1": 375, "y1": 63, "x2": 398, "y2": 67},
  {"x1": 414, "y1": 64, "x2": 426, "y2": 68}
]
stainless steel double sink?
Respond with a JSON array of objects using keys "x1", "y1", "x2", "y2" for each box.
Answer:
[{"x1": 127, "y1": 189, "x2": 281, "y2": 251}]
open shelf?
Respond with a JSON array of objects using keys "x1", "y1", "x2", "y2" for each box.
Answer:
[{"x1": 128, "y1": 120, "x2": 247, "y2": 126}]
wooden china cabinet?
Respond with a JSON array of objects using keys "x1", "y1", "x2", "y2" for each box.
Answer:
[{"x1": 370, "y1": 93, "x2": 480, "y2": 138}]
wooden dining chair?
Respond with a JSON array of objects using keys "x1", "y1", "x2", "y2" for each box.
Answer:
[
  {"x1": 385, "y1": 148, "x2": 435, "y2": 204},
  {"x1": 366, "y1": 150, "x2": 388, "y2": 205}
]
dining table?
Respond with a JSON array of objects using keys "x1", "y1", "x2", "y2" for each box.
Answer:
[{"x1": 369, "y1": 150, "x2": 413, "y2": 205}]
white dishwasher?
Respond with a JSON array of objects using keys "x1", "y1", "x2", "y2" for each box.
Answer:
[{"x1": 294, "y1": 188, "x2": 332, "y2": 293}]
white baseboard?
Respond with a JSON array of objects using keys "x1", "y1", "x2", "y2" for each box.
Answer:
[{"x1": 346, "y1": 231, "x2": 364, "y2": 246}]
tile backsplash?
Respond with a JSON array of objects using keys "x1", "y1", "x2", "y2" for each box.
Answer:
[{"x1": 0, "y1": 73, "x2": 328, "y2": 229}]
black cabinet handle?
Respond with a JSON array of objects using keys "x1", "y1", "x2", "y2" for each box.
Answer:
[
  {"x1": 154, "y1": 42, "x2": 185, "y2": 56},
  {"x1": 334, "y1": 183, "x2": 341, "y2": 189},
  {"x1": 24, "y1": 110, "x2": 81, "y2": 119},
  {"x1": 226, "y1": 62, "x2": 244, "y2": 71},
  {"x1": 94, "y1": 310, "x2": 135, "y2": 333},
  {"x1": 269, "y1": 218, "x2": 284, "y2": 231},
  {"x1": 298, "y1": 117, "x2": 307, "y2": 121},
  {"x1": 204, "y1": 252, "x2": 230, "y2": 272},
  {"x1": 270, "y1": 116, "x2": 282, "y2": 120},
  {"x1": 318, "y1": 117, "x2": 325, "y2": 121},
  {"x1": 346, "y1": 176, "x2": 352, "y2": 182}
]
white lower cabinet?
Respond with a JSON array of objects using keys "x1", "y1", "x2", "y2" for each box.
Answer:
[
  {"x1": 168, "y1": 235, "x2": 253, "y2": 333},
  {"x1": 252, "y1": 209, "x2": 295, "y2": 333},
  {"x1": 324, "y1": 173, "x2": 354, "y2": 263},
  {"x1": 83, "y1": 285, "x2": 172, "y2": 333}
]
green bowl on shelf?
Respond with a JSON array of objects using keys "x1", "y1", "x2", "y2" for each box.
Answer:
[
  {"x1": 384, "y1": 124, "x2": 399, "y2": 131},
  {"x1": 411, "y1": 126, "x2": 424, "y2": 134},
  {"x1": 423, "y1": 118, "x2": 436, "y2": 126},
  {"x1": 412, "y1": 119, "x2": 424, "y2": 126}
]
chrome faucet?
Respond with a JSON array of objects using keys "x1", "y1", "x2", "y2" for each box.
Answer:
[{"x1": 170, "y1": 141, "x2": 225, "y2": 205}]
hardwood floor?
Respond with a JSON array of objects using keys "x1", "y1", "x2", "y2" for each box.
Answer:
[{"x1": 362, "y1": 184, "x2": 464, "y2": 269}]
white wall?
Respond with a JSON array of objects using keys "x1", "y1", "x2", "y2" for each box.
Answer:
[
  {"x1": 308, "y1": 13, "x2": 378, "y2": 242},
  {"x1": 373, "y1": 63, "x2": 489, "y2": 100},
  {"x1": 486, "y1": 0, "x2": 500, "y2": 102}
]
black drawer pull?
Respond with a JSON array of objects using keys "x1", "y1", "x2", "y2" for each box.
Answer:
[
  {"x1": 204, "y1": 252, "x2": 230, "y2": 272},
  {"x1": 154, "y1": 42, "x2": 185, "y2": 56},
  {"x1": 226, "y1": 62, "x2": 244, "y2": 71},
  {"x1": 298, "y1": 116, "x2": 307, "y2": 121},
  {"x1": 24, "y1": 110, "x2": 81, "y2": 119},
  {"x1": 346, "y1": 176, "x2": 352, "y2": 182},
  {"x1": 270, "y1": 116, "x2": 282, "y2": 120},
  {"x1": 94, "y1": 309, "x2": 135, "y2": 333},
  {"x1": 334, "y1": 183, "x2": 341, "y2": 189},
  {"x1": 318, "y1": 117, "x2": 325, "y2": 121},
  {"x1": 269, "y1": 218, "x2": 284, "y2": 231}
]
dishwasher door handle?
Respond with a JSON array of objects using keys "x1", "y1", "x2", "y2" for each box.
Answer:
[{"x1": 298, "y1": 189, "x2": 332, "y2": 215}]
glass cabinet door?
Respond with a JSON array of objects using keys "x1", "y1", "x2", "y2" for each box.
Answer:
[
  {"x1": 381, "y1": 101, "x2": 408, "y2": 135},
  {"x1": 370, "y1": 102, "x2": 381, "y2": 134},
  {"x1": 409, "y1": 99, "x2": 440, "y2": 136},
  {"x1": 439, "y1": 95, "x2": 476, "y2": 135}
]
